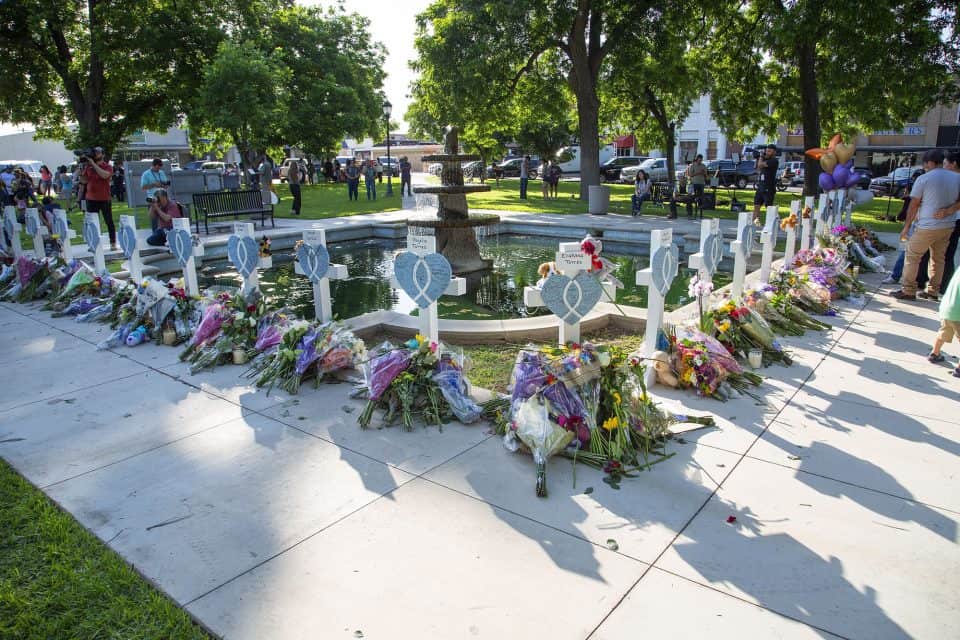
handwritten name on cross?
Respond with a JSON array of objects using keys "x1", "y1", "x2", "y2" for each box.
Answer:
[
  {"x1": 636, "y1": 229, "x2": 678, "y2": 357},
  {"x1": 523, "y1": 241, "x2": 617, "y2": 345},
  {"x1": 294, "y1": 227, "x2": 349, "y2": 323},
  {"x1": 390, "y1": 231, "x2": 466, "y2": 345}
]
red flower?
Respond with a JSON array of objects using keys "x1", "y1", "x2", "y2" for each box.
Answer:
[
  {"x1": 247, "y1": 304, "x2": 256, "y2": 313},
  {"x1": 726, "y1": 515, "x2": 737, "y2": 524}
]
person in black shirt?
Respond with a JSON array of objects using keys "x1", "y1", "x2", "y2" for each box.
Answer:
[{"x1": 753, "y1": 144, "x2": 779, "y2": 223}]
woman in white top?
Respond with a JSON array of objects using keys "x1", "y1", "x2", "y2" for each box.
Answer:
[{"x1": 632, "y1": 170, "x2": 651, "y2": 216}]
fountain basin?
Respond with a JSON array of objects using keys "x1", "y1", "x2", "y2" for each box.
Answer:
[{"x1": 413, "y1": 184, "x2": 491, "y2": 195}]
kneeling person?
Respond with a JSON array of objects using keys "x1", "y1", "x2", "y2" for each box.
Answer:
[{"x1": 146, "y1": 189, "x2": 183, "y2": 246}]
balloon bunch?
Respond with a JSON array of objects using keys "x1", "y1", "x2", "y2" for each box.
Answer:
[{"x1": 805, "y1": 134, "x2": 862, "y2": 192}]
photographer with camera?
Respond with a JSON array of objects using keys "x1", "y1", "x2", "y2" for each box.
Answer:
[
  {"x1": 81, "y1": 147, "x2": 117, "y2": 250},
  {"x1": 753, "y1": 144, "x2": 779, "y2": 224}
]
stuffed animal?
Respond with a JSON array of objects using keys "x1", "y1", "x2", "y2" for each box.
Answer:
[
  {"x1": 536, "y1": 261, "x2": 558, "y2": 287},
  {"x1": 580, "y1": 234, "x2": 623, "y2": 288},
  {"x1": 650, "y1": 350, "x2": 678, "y2": 387}
]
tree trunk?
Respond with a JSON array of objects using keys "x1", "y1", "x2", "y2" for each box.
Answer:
[
  {"x1": 797, "y1": 41, "x2": 821, "y2": 197},
  {"x1": 569, "y1": 75, "x2": 601, "y2": 200},
  {"x1": 664, "y1": 122, "x2": 677, "y2": 189}
]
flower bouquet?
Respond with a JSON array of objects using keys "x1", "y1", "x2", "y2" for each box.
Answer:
[
  {"x1": 246, "y1": 320, "x2": 365, "y2": 394},
  {"x1": 1, "y1": 256, "x2": 59, "y2": 302},
  {"x1": 45, "y1": 264, "x2": 111, "y2": 312},
  {"x1": 357, "y1": 335, "x2": 480, "y2": 430},
  {"x1": 179, "y1": 291, "x2": 268, "y2": 373},
  {"x1": 824, "y1": 225, "x2": 886, "y2": 273},
  {"x1": 669, "y1": 327, "x2": 763, "y2": 400},
  {"x1": 708, "y1": 299, "x2": 792, "y2": 366},
  {"x1": 500, "y1": 343, "x2": 715, "y2": 496}
]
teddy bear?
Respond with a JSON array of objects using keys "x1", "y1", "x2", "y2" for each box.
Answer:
[{"x1": 537, "y1": 261, "x2": 558, "y2": 287}]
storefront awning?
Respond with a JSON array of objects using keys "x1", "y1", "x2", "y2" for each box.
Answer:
[{"x1": 614, "y1": 134, "x2": 635, "y2": 149}]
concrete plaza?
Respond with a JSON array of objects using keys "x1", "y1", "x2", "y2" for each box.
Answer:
[{"x1": 0, "y1": 258, "x2": 958, "y2": 638}]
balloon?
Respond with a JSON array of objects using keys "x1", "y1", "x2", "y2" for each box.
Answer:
[
  {"x1": 819, "y1": 172, "x2": 836, "y2": 191},
  {"x1": 805, "y1": 148, "x2": 826, "y2": 160},
  {"x1": 845, "y1": 159, "x2": 854, "y2": 169},
  {"x1": 834, "y1": 143, "x2": 856, "y2": 165},
  {"x1": 833, "y1": 164, "x2": 850, "y2": 187},
  {"x1": 828, "y1": 133, "x2": 843, "y2": 148},
  {"x1": 845, "y1": 171, "x2": 861, "y2": 188},
  {"x1": 820, "y1": 152, "x2": 838, "y2": 173}
]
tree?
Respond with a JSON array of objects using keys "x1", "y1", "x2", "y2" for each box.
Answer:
[
  {"x1": 705, "y1": 0, "x2": 960, "y2": 195},
  {"x1": 411, "y1": 0, "x2": 658, "y2": 199},
  {"x1": 0, "y1": 0, "x2": 258, "y2": 152},
  {"x1": 189, "y1": 5, "x2": 385, "y2": 169}
]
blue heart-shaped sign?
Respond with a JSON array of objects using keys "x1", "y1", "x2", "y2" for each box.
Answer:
[
  {"x1": 703, "y1": 232, "x2": 723, "y2": 273},
  {"x1": 83, "y1": 221, "x2": 100, "y2": 252},
  {"x1": 25, "y1": 213, "x2": 38, "y2": 236},
  {"x1": 540, "y1": 272, "x2": 603, "y2": 324},
  {"x1": 650, "y1": 245, "x2": 679, "y2": 297},
  {"x1": 739, "y1": 224, "x2": 755, "y2": 256},
  {"x1": 169, "y1": 228, "x2": 193, "y2": 267},
  {"x1": 394, "y1": 251, "x2": 452, "y2": 308},
  {"x1": 54, "y1": 214, "x2": 69, "y2": 240},
  {"x1": 227, "y1": 234, "x2": 259, "y2": 279},
  {"x1": 297, "y1": 243, "x2": 330, "y2": 283},
  {"x1": 119, "y1": 224, "x2": 137, "y2": 258}
]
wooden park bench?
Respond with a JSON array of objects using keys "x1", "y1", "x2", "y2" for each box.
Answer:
[{"x1": 190, "y1": 189, "x2": 275, "y2": 234}]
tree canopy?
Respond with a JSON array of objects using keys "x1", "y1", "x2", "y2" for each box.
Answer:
[{"x1": 704, "y1": 0, "x2": 960, "y2": 194}]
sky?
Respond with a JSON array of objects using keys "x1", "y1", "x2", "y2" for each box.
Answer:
[{"x1": 0, "y1": 0, "x2": 431, "y2": 136}]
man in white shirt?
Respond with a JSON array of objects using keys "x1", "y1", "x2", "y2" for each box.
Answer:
[
  {"x1": 892, "y1": 149, "x2": 960, "y2": 301},
  {"x1": 519, "y1": 155, "x2": 530, "y2": 200}
]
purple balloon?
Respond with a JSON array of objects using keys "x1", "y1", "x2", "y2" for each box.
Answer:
[
  {"x1": 845, "y1": 159, "x2": 854, "y2": 169},
  {"x1": 833, "y1": 164, "x2": 850, "y2": 187},
  {"x1": 845, "y1": 171, "x2": 861, "y2": 188},
  {"x1": 819, "y1": 172, "x2": 836, "y2": 191}
]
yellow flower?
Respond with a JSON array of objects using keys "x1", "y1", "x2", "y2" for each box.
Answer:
[
  {"x1": 719, "y1": 320, "x2": 732, "y2": 334},
  {"x1": 612, "y1": 391, "x2": 622, "y2": 405},
  {"x1": 602, "y1": 416, "x2": 620, "y2": 431},
  {"x1": 414, "y1": 333, "x2": 427, "y2": 346}
]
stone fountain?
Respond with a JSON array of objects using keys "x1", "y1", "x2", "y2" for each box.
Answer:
[{"x1": 410, "y1": 126, "x2": 500, "y2": 274}]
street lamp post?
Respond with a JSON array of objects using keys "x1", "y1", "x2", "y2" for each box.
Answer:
[{"x1": 383, "y1": 100, "x2": 393, "y2": 197}]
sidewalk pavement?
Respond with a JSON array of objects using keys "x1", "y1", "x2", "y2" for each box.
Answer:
[{"x1": 0, "y1": 272, "x2": 957, "y2": 639}]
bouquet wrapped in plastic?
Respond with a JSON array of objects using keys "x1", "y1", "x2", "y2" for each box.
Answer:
[
  {"x1": 670, "y1": 327, "x2": 762, "y2": 400},
  {"x1": 357, "y1": 335, "x2": 481, "y2": 430}
]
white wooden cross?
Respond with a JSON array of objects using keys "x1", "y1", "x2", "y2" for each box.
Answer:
[
  {"x1": 118, "y1": 215, "x2": 143, "y2": 283},
  {"x1": 25, "y1": 208, "x2": 45, "y2": 258},
  {"x1": 170, "y1": 217, "x2": 202, "y2": 297},
  {"x1": 3, "y1": 206, "x2": 22, "y2": 259},
  {"x1": 523, "y1": 240, "x2": 617, "y2": 345},
  {"x1": 635, "y1": 228, "x2": 677, "y2": 358},
  {"x1": 293, "y1": 227, "x2": 349, "y2": 322},
  {"x1": 730, "y1": 210, "x2": 755, "y2": 299},
  {"x1": 800, "y1": 195, "x2": 814, "y2": 251},
  {"x1": 815, "y1": 193, "x2": 830, "y2": 242},
  {"x1": 759, "y1": 204, "x2": 779, "y2": 283},
  {"x1": 390, "y1": 231, "x2": 467, "y2": 345},
  {"x1": 783, "y1": 200, "x2": 799, "y2": 266},
  {"x1": 82, "y1": 213, "x2": 106, "y2": 273},
  {"x1": 688, "y1": 218, "x2": 722, "y2": 284},
  {"x1": 53, "y1": 209, "x2": 76, "y2": 262},
  {"x1": 228, "y1": 222, "x2": 260, "y2": 296}
]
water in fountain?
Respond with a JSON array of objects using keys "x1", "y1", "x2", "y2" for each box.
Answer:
[{"x1": 410, "y1": 125, "x2": 500, "y2": 274}]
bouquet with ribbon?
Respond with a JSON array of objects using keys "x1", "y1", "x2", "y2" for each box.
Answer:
[
  {"x1": 357, "y1": 335, "x2": 481, "y2": 430},
  {"x1": 669, "y1": 327, "x2": 763, "y2": 400}
]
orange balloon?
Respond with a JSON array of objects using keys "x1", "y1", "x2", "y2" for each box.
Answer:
[
  {"x1": 828, "y1": 133, "x2": 842, "y2": 149},
  {"x1": 805, "y1": 147, "x2": 827, "y2": 160}
]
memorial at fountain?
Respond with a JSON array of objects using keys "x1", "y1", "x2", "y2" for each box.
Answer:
[{"x1": 410, "y1": 126, "x2": 500, "y2": 274}]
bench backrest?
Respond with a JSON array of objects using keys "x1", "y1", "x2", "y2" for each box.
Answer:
[{"x1": 192, "y1": 189, "x2": 265, "y2": 214}]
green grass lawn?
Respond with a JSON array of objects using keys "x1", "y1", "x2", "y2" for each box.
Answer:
[
  {"x1": 0, "y1": 458, "x2": 210, "y2": 640},
  {"x1": 464, "y1": 179, "x2": 904, "y2": 234}
]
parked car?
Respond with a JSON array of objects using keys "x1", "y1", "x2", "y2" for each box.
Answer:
[
  {"x1": 201, "y1": 161, "x2": 226, "y2": 172},
  {"x1": 784, "y1": 160, "x2": 805, "y2": 186},
  {"x1": 870, "y1": 166, "x2": 922, "y2": 198},
  {"x1": 706, "y1": 159, "x2": 757, "y2": 189},
  {"x1": 622, "y1": 157, "x2": 669, "y2": 183},
  {"x1": 555, "y1": 144, "x2": 616, "y2": 174},
  {"x1": 462, "y1": 160, "x2": 485, "y2": 179},
  {"x1": 485, "y1": 157, "x2": 539, "y2": 179},
  {"x1": 853, "y1": 167, "x2": 873, "y2": 190},
  {"x1": 182, "y1": 160, "x2": 206, "y2": 172},
  {"x1": 376, "y1": 156, "x2": 399, "y2": 177},
  {"x1": 428, "y1": 162, "x2": 443, "y2": 177},
  {"x1": 600, "y1": 155, "x2": 647, "y2": 182}
]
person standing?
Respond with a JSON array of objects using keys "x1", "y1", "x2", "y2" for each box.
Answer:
[
  {"x1": 400, "y1": 156, "x2": 412, "y2": 196},
  {"x1": 140, "y1": 158, "x2": 168, "y2": 204},
  {"x1": 363, "y1": 160, "x2": 377, "y2": 200},
  {"x1": 39, "y1": 165, "x2": 53, "y2": 197},
  {"x1": 927, "y1": 265, "x2": 960, "y2": 378},
  {"x1": 933, "y1": 151, "x2": 960, "y2": 293},
  {"x1": 82, "y1": 147, "x2": 117, "y2": 250},
  {"x1": 258, "y1": 154, "x2": 274, "y2": 204},
  {"x1": 549, "y1": 161, "x2": 561, "y2": 198},
  {"x1": 686, "y1": 154, "x2": 708, "y2": 219},
  {"x1": 376, "y1": 160, "x2": 383, "y2": 184},
  {"x1": 752, "y1": 145, "x2": 779, "y2": 223},
  {"x1": 345, "y1": 160, "x2": 360, "y2": 201},
  {"x1": 519, "y1": 154, "x2": 530, "y2": 200},
  {"x1": 0, "y1": 165, "x2": 15, "y2": 206},
  {"x1": 892, "y1": 149, "x2": 960, "y2": 301},
  {"x1": 288, "y1": 160, "x2": 302, "y2": 216},
  {"x1": 540, "y1": 161, "x2": 550, "y2": 198}
]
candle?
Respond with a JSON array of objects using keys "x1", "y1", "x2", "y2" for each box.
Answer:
[{"x1": 748, "y1": 348, "x2": 763, "y2": 369}]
